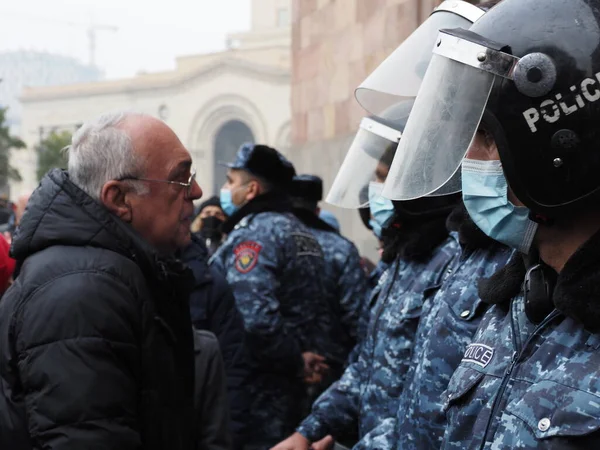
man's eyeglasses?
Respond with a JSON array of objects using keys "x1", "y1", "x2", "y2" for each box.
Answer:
[{"x1": 120, "y1": 169, "x2": 197, "y2": 198}]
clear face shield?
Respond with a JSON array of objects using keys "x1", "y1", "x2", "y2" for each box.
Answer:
[
  {"x1": 355, "y1": 0, "x2": 483, "y2": 117},
  {"x1": 326, "y1": 117, "x2": 403, "y2": 208},
  {"x1": 381, "y1": 28, "x2": 521, "y2": 201}
]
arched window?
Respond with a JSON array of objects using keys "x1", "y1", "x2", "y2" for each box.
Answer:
[{"x1": 213, "y1": 120, "x2": 255, "y2": 193}]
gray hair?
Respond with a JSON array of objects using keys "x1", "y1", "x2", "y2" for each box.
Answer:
[{"x1": 67, "y1": 111, "x2": 149, "y2": 201}]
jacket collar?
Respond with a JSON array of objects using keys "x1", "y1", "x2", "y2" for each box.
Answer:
[
  {"x1": 222, "y1": 190, "x2": 292, "y2": 233},
  {"x1": 380, "y1": 214, "x2": 449, "y2": 264},
  {"x1": 479, "y1": 227, "x2": 600, "y2": 333}
]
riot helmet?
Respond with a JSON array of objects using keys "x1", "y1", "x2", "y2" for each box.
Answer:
[
  {"x1": 326, "y1": 100, "x2": 413, "y2": 209},
  {"x1": 355, "y1": 0, "x2": 484, "y2": 117},
  {"x1": 326, "y1": 98, "x2": 461, "y2": 221},
  {"x1": 382, "y1": 0, "x2": 600, "y2": 218}
]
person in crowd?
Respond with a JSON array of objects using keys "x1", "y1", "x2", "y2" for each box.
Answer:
[
  {"x1": 193, "y1": 329, "x2": 233, "y2": 450},
  {"x1": 0, "y1": 111, "x2": 202, "y2": 449},
  {"x1": 290, "y1": 174, "x2": 368, "y2": 380},
  {"x1": 272, "y1": 100, "x2": 463, "y2": 450},
  {"x1": 318, "y1": 210, "x2": 340, "y2": 233},
  {"x1": 349, "y1": 204, "x2": 387, "y2": 290},
  {"x1": 210, "y1": 143, "x2": 335, "y2": 449},
  {"x1": 0, "y1": 196, "x2": 11, "y2": 225},
  {"x1": 343, "y1": 2, "x2": 509, "y2": 448},
  {"x1": 1, "y1": 193, "x2": 31, "y2": 242},
  {"x1": 191, "y1": 195, "x2": 227, "y2": 256},
  {"x1": 387, "y1": 0, "x2": 600, "y2": 447},
  {"x1": 0, "y1": 233, "x2": 14, "y2": 296},
  {"x1": 183, "y1": 231, "x2": 251, "y2": 450}
]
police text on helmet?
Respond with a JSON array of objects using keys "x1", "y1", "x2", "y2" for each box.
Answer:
[{"x1": 522, "y1": 72, "x2": 600, "y2": 133}]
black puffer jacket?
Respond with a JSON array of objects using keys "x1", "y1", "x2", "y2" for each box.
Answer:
[{"x1": 0, "y1": 169, "x2": 196, "y2": 450}]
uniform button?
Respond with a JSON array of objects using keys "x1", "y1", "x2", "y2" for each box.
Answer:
[
  {"x1": 538, "y1": 418, "x2": 551, "y2": 432},
  {"x1": 460, "y1": 310, "x2": 470, "y2": 318}
]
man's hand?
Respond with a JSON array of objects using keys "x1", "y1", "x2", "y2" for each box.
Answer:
[
  {"x1": 302, "y1": 352, "x2": 329, "y2": 385},
  {"x1": 271, "y1": 432, "x2": 311, "y2": 450},
  {"x1": 312, "y1": 435, "x2": 334, "y2": 450}
]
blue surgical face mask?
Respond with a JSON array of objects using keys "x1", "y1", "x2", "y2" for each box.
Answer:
[
  {"x1": 368, "y1": 182, "x2": 395, "y2": 239},
  {"x1": 220, "y1": 188, "x2": 239, "y2": 217},
  {"x1": 461, "y1": 158, "x2": 538, "y2": 254}
]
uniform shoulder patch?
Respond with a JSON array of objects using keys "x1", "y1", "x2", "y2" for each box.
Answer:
[
  {"x1": 234, "y1": 241, "x2": 262, "y2": 273},
  {"x1": 462, "y1": 343, "x2": 494, "y2": 368},
  {"x1": 291, "y1": 232, "x2": 323, "y2": 258}
]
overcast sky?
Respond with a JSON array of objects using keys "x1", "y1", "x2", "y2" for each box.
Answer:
[{"x1": 0, "y1": 0, "x2": 251, "y2": 79}]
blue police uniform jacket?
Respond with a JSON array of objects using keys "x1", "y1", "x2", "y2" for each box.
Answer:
[
  {"x1": 353, "y1": 217, "x2": 513, "y2": 450},
  {"x1": 296, "y1": 224, "x2": 460, "y2": 442},
  {"x1": 292, "y1": 209, "x2": 368, "y2": 367},
  {"x1": 210, "y1": 193, "x2": 332, "y2": 447},
  {"x1": 347, "y1": 262, "x2": 392, "y2": 367},
  {"x1": 441, "y1": 229, "x2": 600, "y2": 449}
]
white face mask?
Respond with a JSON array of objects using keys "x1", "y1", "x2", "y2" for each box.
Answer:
[{"x1": 462, "y1": 158, "x2": 538, "y2": 254}]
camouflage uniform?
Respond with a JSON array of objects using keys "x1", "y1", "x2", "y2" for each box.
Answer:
[
  {"x1": 441, "y1": 242, "x2": 600, "y2": 449},
  {"x1": 348, "y1": 264, "x2": 392, "y2": 366},
  {"x1": 368, "y1": 260, "x2": 389, "y2": 290},
  {"x1": 210, "y1": 211, "x2": 330, "y2": 449},
  {"x1": 295, "y1": 235, "x2": 460, "y2": 442},
  {"x1": 353, "y1": 237, "x2": 512, "y2": 450},
  {"x1": 309, "y1": 227, "x2": 368, "y2": 367}
]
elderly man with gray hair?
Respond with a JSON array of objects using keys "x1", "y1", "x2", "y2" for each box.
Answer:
[{"x1": 0, "y1": 112, "x2": 203, "y2": 450}]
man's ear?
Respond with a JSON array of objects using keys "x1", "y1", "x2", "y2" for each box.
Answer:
[
  {"x1": 246, "y1": 179, "x2": 260, "y2": 201},
  {"x1": 316, "y1": 206, "x2": 321, "y2": 215},
  {"x1": 101, "y1": 181, "x2": 133, "y2": 222}
]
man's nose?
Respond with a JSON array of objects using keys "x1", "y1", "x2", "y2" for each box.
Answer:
[{"x1": 190, "y1": 180, "x2": 203, "y2": 201}]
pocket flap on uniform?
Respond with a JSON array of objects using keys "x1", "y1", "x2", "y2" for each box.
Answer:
[
  {"x1": 506, "y1": 380, "x2": 600, "y2": 439},
  {"x1": 449, "y1": 294, "x2": 486, "y2": 322},
  {"x1": 442, "y1": 366, "x2": 486, "y2": 411}
]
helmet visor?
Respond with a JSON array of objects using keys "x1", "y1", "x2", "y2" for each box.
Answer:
[
  {"x1": 326, "y1": 118, "x2": 402, "y2": 208},
  {"x1": 355, "y1": 0, "x2": 483, "y2": 116},
  {"x1": 382, "y1": 29, "x2": 519, "y2": 201}
]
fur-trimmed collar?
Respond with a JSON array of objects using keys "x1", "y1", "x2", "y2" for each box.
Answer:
[
  {"x1": 221, "y1": 190, "x2": 291, "y2": 234},
  {"x1": 380, "y1": 215, "x2": 449, "y2": 264},
  {"x1": 292, "y1": 207, "x2": 338, "y2": 233},
  {"x1": 479, "y1": 228, "x2": 600, "y2": 333},
  {"x1": 478, "y1": 253, "x2": 524, "y2": 310},
  {"x1": 554, "y1": 228, "x2": 600, "y2": 332}
]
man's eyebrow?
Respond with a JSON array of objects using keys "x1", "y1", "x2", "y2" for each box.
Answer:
[{"x1": 168, "y1": 160, "x2": 192, "y2": 180}]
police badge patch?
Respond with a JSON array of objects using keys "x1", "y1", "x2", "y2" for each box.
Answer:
[
  {"x1": 462, "y1": 343, "x2": 494, "y2": 368},
  {"x1": 234, "y1": 241, "x2": 262, "y2": 273},
  {"x1": 291, "y1": 232, "x2": 323, "y2": 258}
]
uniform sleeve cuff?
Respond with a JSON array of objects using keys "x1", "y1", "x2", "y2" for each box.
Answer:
[{"x1": 297, "y1": 415, "x2": 328, "y2": 442}]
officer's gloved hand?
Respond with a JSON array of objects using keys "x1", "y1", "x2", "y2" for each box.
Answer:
[{"x1": 302, "y1": 352, "x2": 329, "y2": 384}]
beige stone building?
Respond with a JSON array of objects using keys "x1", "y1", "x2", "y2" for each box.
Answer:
[
  {"x1": 14, "y1": 0, "x2": 479, "y2": 258},
  {"x1": 12, "y1": 0, "x2": 292, "y2": 198}
]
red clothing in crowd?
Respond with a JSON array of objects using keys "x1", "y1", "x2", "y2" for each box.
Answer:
[{"x1": 0, "y1": 234, "x2": 15, "y2": 293}]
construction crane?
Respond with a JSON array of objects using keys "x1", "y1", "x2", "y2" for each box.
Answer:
[
  {"x1": 87, "y1": 24, "x2": 119, "y2": 66},
  {"x1": 1, "y1": 11, "x2": 119, "y2": 67}
]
